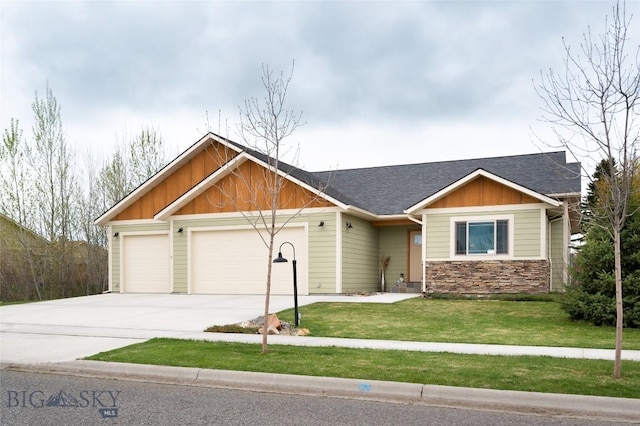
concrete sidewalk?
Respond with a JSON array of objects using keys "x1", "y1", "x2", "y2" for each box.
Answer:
[{"x1": 169, "y1": 331, "x2": 640, "y2": 362}]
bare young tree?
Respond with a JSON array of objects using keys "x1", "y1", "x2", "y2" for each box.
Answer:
[
  {"x1": 239, "y1": 63, "x2": 303, "y2": 354},
  {"x1": 29, "y1": 84, "x2": 80, "y2": 298},
  {"x1": 98, "y1": 147, "x2": 131, "y2": 208},
  {"x1": 536, "y1": 2, "x2": 639, "y2": 378},
  {"x1": 0, "y1": 119, "x2": 45, "y2": 300},
  {"x1": 30, "y1": 84, "x2": 78, "y2": 244},
  {"x1": 78, "y1": 149, "x2": 109, "y2": 294},
  {"x1": 96, "y1": 126, "x2": 167, "y2": 208},
  {"x1": 210, "y1": 63, "x2": 327, "y2": 353},
  {"x1": 128, "y1": 126, "x2": 168, "y2": 189}
]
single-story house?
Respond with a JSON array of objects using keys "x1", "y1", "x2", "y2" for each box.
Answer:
[{"x1": 95, "y1": 133, "x2": 581, "y2": 295}]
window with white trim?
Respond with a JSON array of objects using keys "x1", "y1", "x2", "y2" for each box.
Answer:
[{"x1": 455, "y1": 219, "x2": 509, "y2": 255}]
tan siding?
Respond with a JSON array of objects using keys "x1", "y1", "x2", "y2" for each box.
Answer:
[{"x1": 341, "y1": 215, "x2": 379, "y2": 293}]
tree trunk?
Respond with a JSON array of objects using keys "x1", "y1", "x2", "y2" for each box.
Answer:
[
  {"x1": 262, "y1": 199, "x2": 279, "y2": 354},
  {"x1": 613, "y1": 226, "x2": 624, "y2": 379},
  {"x1": 262, "y1": 230, "x2": 275, "y2": 354}
]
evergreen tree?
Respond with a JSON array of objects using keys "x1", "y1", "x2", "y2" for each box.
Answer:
[{"x1": 564, "y1": 167, "x2": 640, "y2": 328}]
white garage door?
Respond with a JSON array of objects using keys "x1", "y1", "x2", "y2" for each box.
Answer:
[
  {"x1": 190, "y1": 227, "x2": 308, "y2": 295},
  {"x1": 121, "y1": 233, "x2": 170, "y2": 293}
]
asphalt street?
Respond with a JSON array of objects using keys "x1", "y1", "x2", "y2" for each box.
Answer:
[{"x1": 1, "y1": 370, "x2": 628, "y2": 426}]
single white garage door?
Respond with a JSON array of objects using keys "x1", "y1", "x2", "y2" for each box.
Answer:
[
  {"x1": 190, "y1": 227, "x2": 308, "y2": 295},
  {"x1": 121, "y1": 233, "x2": 170, "y2": 293}
]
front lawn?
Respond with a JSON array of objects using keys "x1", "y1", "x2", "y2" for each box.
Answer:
[
  {"x1": 277, "y1": 298, "x2": 640, "y2": 350},
  {"x1": 86, "y1": 338, "x2": 640, "y2": 399}
]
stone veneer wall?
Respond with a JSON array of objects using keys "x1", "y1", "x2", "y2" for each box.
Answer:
[{"x1": 425, "y1": 260, "x2": 549, "y2": 294}]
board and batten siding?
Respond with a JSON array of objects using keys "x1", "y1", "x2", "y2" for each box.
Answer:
[
  {"x1": 110, "y1": 222, "x2": 170, "y2": 291},
  {"x1": 341, "y1": 214, "x2": 379, "y2": 293},
  {"x1": 172, "y1": 211, "x2": 337, "y2": 294},
  {"x1": 425, "y1": 208, "x2": 543, "y2": 260},
  {"x1": 549, "y1": 219, "x2": 565, "y2": 291},
  {"x1": 379, "y1": 225, "x2": 420, "y2": 289}
]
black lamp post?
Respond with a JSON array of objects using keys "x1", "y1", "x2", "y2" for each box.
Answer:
[{"x1": 273, "y1": 242, "x2": 299, "y2": 327}]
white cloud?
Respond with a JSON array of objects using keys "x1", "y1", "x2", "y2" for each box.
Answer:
[{"x1": 1, "y1": 0, "x2": 638, "y2": 175}]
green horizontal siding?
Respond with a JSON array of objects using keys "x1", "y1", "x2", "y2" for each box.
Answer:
[
  {"x1": 307, "y1": 213, "x2": 337, "y2": 293},
  {"x1": 342, "y1": 215, "x2": 378, "y2": 293},
  {"x1": 425, "y1": 215, "x2": 450, "y2": 259},
  {"x1": 549, "y1": 219, "x2": 564, "y2": 291},
  {"x1": 513, "y1": 209, "x2": 541, "y2": 257}
]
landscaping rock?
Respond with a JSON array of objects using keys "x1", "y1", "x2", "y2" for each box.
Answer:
[
  {"x1": 237, "y1": 314, "x2": 309, "y2": 336},
  {"x1": 258, "y1": 313, "x2": 282, "y2": 334}
]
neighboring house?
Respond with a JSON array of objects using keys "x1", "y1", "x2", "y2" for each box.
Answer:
[
  {"x1": 95, "y1": 133, "x2": 581, "y2": 295},
  {"x1": 0, "y1": 213, "x2": 50, "y2": 300},
  {"x1": 0, "y1": 212, "x2": 50, "y2": 264}
]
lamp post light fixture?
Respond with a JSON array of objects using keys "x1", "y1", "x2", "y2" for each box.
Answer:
[{"x1": 273, "y1": 241, "x2": 299, "y2": 327}]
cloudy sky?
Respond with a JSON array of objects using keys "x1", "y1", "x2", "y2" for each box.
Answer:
[{"x1": 2, "y1": 1, "x2": 638, "y2": 173}]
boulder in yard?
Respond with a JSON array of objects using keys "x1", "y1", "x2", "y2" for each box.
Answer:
[{"x1": 258, "y1": 313, "x2": 281, "y2": 334}]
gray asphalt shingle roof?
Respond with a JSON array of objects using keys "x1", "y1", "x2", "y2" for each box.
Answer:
[
  {"x1": 312, "y1": 151, "x2": 581, "y2": 215},
  {"x1": 225, "y1": 138, "x2": 361, "y2": 206}
]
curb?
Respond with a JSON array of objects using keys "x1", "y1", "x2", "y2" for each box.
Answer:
[{"x1": 3, "y1": 360, "x2": 639, "y2": 422}]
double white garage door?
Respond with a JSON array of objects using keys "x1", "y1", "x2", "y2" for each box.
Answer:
[{"x1": 120, "y1": 227, "x2": 308, "y2": 295}]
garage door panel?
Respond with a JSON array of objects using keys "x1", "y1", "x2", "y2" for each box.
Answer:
[
  {"x1": 122, "y1": 234, "x2": 170, "y2": 293},
  {"x1": 190, "y1": 227, "x2": 308, "y2": 295}
]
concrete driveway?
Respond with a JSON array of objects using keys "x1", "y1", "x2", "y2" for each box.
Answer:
[{"x1": 0, "y1": 293, "x2": 415, "y2": 364}]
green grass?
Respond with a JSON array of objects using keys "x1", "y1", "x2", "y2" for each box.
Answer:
[
  {"x1": 275, "y1": 298, "x2": 640, "y2": 350},
  {"x1": 86, "y1": 338, "x2": 640, "y2": 399},
  {"x1": 0, "y1": 300, "x2": 36, "y2": 306}
]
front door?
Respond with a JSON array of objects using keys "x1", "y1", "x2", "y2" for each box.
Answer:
[{"x1": 409, "y1": 230, "x2": 422, "y2": 282}]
